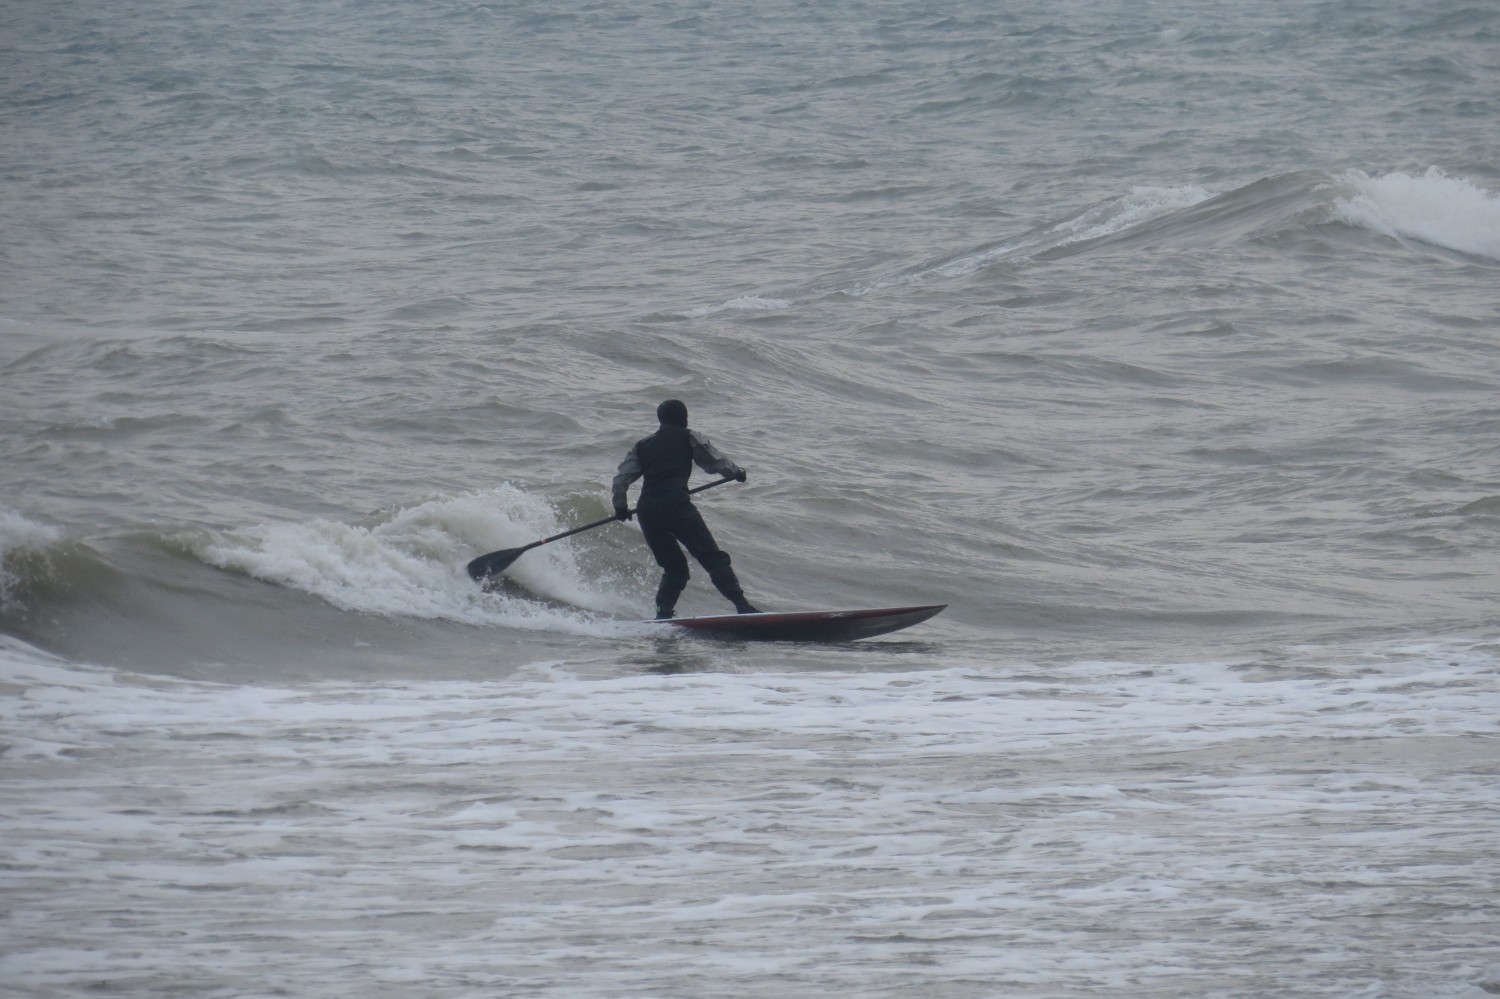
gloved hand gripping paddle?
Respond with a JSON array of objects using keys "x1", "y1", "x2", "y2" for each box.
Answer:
[{"x1": 466, "y1": 476, "x2": 737, "y2": 582}]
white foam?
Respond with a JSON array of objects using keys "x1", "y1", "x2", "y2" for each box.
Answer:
[
  {"x1": 1336, "y1": 167, "x2": 1500, "y2": 260},
  {"x1": 1, "y1": 641, "x2": 1496, "y2": 995},
  {"x1": 194, "y1": 486, "x2": 640, "y2": 633},
  {"x1": 0, "y1": 508, "x2": 61, "y2": 557},
  {"x1": 0, "y1": 509, "x2": 62, "y2": 611}
]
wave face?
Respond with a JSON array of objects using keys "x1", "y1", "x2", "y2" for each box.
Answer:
[{"x1": 3, "y1": 0, "x2": 1499, "y2": 993}]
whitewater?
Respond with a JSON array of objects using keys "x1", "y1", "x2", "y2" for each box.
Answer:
[{"x1": 5, "y1": 640, "x2": 1497, "y2": 997}]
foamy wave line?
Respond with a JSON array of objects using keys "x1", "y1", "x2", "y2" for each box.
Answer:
[
  {"x1": 0, "y1": 510, "x2": 62, "y2": 610},
  {"x1": 1335, "y1": 167, "x2": 1500, "y2": 261},
  {"x1": 6, "y1": 640, "x2": 1497, "y2": 761},
  {"x1": 0, "y1": 510, "x2": 60, "y2": 557},
  {"x1": 195, "y1": 488, "x2": 638, "y2": 633}
]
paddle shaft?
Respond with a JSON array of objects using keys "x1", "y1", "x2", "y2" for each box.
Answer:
[{"x1": 468, "y1": 476, "x2": 736, "y2": 580}]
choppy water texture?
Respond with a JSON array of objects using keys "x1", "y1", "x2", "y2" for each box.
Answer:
[{"x1": 3, "y1": 0, "x2": 1498, "y2": 995}]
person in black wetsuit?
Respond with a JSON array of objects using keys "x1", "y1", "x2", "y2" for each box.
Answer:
[{"x1": 612, "y1": 399, "x2": 760, "y2": 619}]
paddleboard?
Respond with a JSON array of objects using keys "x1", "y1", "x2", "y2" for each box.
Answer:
[{"x1": 650, "y1": 604, "x2": 945, "y2": 643}]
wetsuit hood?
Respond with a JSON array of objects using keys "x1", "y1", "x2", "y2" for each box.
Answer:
[{"x1": 656, "y1": 399, "x2": 688, "y2": 428}]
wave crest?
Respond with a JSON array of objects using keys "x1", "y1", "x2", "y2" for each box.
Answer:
[
  {"x1": 1335, "y1": 167, "x2": 1500, "y2": 261},
  {"x1": 196, "y1": 487, "x2": 640, "y2": 631},
  {"x1": 0, "y1": 511, "x2": 64, "y2": 612}
]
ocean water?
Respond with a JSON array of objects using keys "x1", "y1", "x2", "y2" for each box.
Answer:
[{"x1": 3, "y1": 0, "x2": 1498, "y2": 995}]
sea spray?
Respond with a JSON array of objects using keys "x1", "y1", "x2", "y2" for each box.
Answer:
[
  {"x1": 196, "y1": 486, "x2": 641, "y2": 632},
  {"x1": 1335, "y1": 168, "x2": 1500, "y2": 260},
  {"x1": 0, "y1": 511, "x2": 62, "y2": 613}
]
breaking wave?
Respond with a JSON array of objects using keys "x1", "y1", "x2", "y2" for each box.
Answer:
[{"x1": 1335, "y1": 167, "x2": 1500, "y2": 261}]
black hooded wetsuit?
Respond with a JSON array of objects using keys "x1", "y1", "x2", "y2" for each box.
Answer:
[{"x1": 612, "y1": 402, "x2": 754, "y2": 617}]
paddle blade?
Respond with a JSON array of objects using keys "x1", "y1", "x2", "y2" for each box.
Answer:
[{"x1": 466, "y1": 547, "x2": 526, "y2": 582}]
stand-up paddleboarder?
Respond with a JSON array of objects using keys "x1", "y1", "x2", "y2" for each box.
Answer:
[{"x1": 612, "y1": 399, "x2": 760, "y2": 619}]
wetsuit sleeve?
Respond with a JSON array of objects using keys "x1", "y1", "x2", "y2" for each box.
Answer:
[
  {"x1": 612, "y1": 445, "x2": 642, "y2": 510},
  {"x1": 689, "y1": 430, "x2": 744, "y2": 479}
]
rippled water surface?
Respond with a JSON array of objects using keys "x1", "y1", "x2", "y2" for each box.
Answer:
[{"x1": 3, "y1": 0, "x2": 1498, "y2": 995}]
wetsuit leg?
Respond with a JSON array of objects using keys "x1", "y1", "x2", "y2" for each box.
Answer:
[
  {"x1": 671, "y1": 504, "x2": 750, "y2": 608},
  {"x1": 637, "y1": 509, "x2": 689, "y2": 614}
]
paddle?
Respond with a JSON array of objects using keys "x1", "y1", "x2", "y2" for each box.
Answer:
[{"x1": 466, "y1": 476, "x2": 737, "y2": 582}]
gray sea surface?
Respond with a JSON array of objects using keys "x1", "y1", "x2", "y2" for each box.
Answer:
[{"x1": 3, "y1": 0, "x2": 1498, "y2": 995}]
